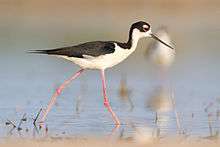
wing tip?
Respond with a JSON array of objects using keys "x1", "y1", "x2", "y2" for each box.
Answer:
[{"x1": 26, "y1": 50, "x2": 48, "y2": 54}]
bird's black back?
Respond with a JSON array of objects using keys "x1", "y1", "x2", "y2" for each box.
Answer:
[{"x1": 31, "y1": 41, "x2": 116, "y2": 58}]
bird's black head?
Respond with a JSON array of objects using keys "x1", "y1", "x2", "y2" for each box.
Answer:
[
  {"x1": 131, "y1": 21, "x2": 151, "y2": 33},
  {"x1": 129, "y1": 21, "x2": 152, "y2": 41},
  {"x1": 129, "y1": 21, "x2": 174, "y2": 49}
]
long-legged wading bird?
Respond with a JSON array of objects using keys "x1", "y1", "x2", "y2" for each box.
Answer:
[{"x1": 30, "y1": 21, "x2": 174, "y2": 126}]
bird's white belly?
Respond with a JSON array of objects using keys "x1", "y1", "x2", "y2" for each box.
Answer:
[
  {"x1": 151, "y1": 46, "x2": 175, "y2": 67},
  {"x1": 60, "y1": 46, "x2": 134, "y2": 70}
]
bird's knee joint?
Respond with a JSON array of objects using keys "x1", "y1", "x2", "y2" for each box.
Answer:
[
  {"x1": 56, "y1": 88, "x2": 62, "y2": 95},
  {"x1": 104, "y1": 101, "x2": 110, "y2": 107}
]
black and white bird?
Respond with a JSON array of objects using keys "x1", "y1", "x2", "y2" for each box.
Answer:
[{"x1": 30, "y1": 21, "x2": 174, "y2": 126}]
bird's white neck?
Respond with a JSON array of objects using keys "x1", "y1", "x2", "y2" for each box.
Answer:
[
  {"x1": 128, "y1": 28, "x2": 143, "y2": 51},
  {"x1": 131, "y1": 34, "x2": 140, "y2": 50}
]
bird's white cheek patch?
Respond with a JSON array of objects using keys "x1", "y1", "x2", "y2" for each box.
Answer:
[{"x1": 143, "y1": 25, "x2": 148, "y2": 29}]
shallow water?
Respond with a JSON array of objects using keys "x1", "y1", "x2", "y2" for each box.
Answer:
[{"x1": 0, "y1": 1, "x2": 220, "y2": 139}]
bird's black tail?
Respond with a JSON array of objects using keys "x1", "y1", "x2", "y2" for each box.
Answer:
[
  {"x1": 27, "y1": 47, "x2": 76, "y2": 57},
  {"x1": 27, "y1": 49, "x2": 49, "y2": 54},
  {"x1": 27, "y1": 47, "x2": 75, "y2": 57},
  {"x1": 27, "y1": 49, "x2": 63, "y2": 55}
]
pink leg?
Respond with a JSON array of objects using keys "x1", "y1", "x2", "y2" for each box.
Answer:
[
  {"x1": 40, "y1": 69, "x2": 84, "y2": 123},
  {"x1": 100, "y1": 69, "x2": 120, "y2": 125}
]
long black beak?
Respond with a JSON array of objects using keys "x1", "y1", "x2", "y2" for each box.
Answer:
[{"x1": 151, "y1": 34, "x2": 174, "y2": 49}]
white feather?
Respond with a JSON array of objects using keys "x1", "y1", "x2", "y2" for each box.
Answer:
[
  {"x1": 148, "y1": 28, "x2": 175, "y2": 68},
  {"x1": 59, "y1": 28, "x2": 149, "y2": 70}
]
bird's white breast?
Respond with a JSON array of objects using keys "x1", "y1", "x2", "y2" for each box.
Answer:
[{"x1": 149, "y1": 30, "x2": 175, "y2": 68}]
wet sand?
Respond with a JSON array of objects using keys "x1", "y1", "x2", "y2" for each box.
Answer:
[{"x1": 0, "y1": 137, "x2": 219, "y2": 147}]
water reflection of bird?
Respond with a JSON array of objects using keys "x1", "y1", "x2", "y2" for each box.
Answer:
[
  {"x1": 146, "y1": 86, "x2": 183, "y2": 135},
  {"x1": 130, "y1": 122, "x2": 157, "y2": 144},
  {"x1": 146, "y1": 86, "x2": 173, "y2": 136},
  {"x1": 146, "y1": 87, "x2": 172, "y2": 113},
  {"x1": 118, "y1": 74, "x2": 134, "y2": 111}
]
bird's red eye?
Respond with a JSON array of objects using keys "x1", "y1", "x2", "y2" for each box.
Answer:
[{"x1": 143, "y1": 26, "x2": 149, "y2": 32}]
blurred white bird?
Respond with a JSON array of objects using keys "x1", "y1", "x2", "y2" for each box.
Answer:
[{"x1": 146, "y1": 26, "x2": 175, "y2": 78}]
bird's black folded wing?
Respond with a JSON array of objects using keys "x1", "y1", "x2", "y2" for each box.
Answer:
[{"x1": 29, "y1": 41, "x2": 116, "y2": 58}]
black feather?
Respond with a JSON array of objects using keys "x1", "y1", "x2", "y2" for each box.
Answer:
[{"x1": 28, "y1": 41, "x2": 116, "y2": 58}]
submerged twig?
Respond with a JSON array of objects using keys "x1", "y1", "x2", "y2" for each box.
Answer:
[
  {"x1": 5, "y1": 119, "x2": 16, "y2": 136},
  {"x1": 17, "y1": 113, "x2": 27, "y2": 131},
  {"x1": 33, "y1": 108, "x2": 42, "y2": 125},
  {"x1": 6, "y1": 119, "x2": 16, "y2": 128},
  {"x1": 75, "y1": 96, "x2": 81, "y2": 114},
  {"x1": 155, "y1": 112, "x2": 158, "y2": 124},
  {"x1": 170, "y1": 91, "x2": 182, "y2": 134},
  {"x1": 208, "y1": 113, "x2": 213, "y2": 136}
]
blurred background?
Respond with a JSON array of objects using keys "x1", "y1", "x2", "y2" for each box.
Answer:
[{"x1": 0, "y1": 0, "x2": 220, "y2": 138}]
